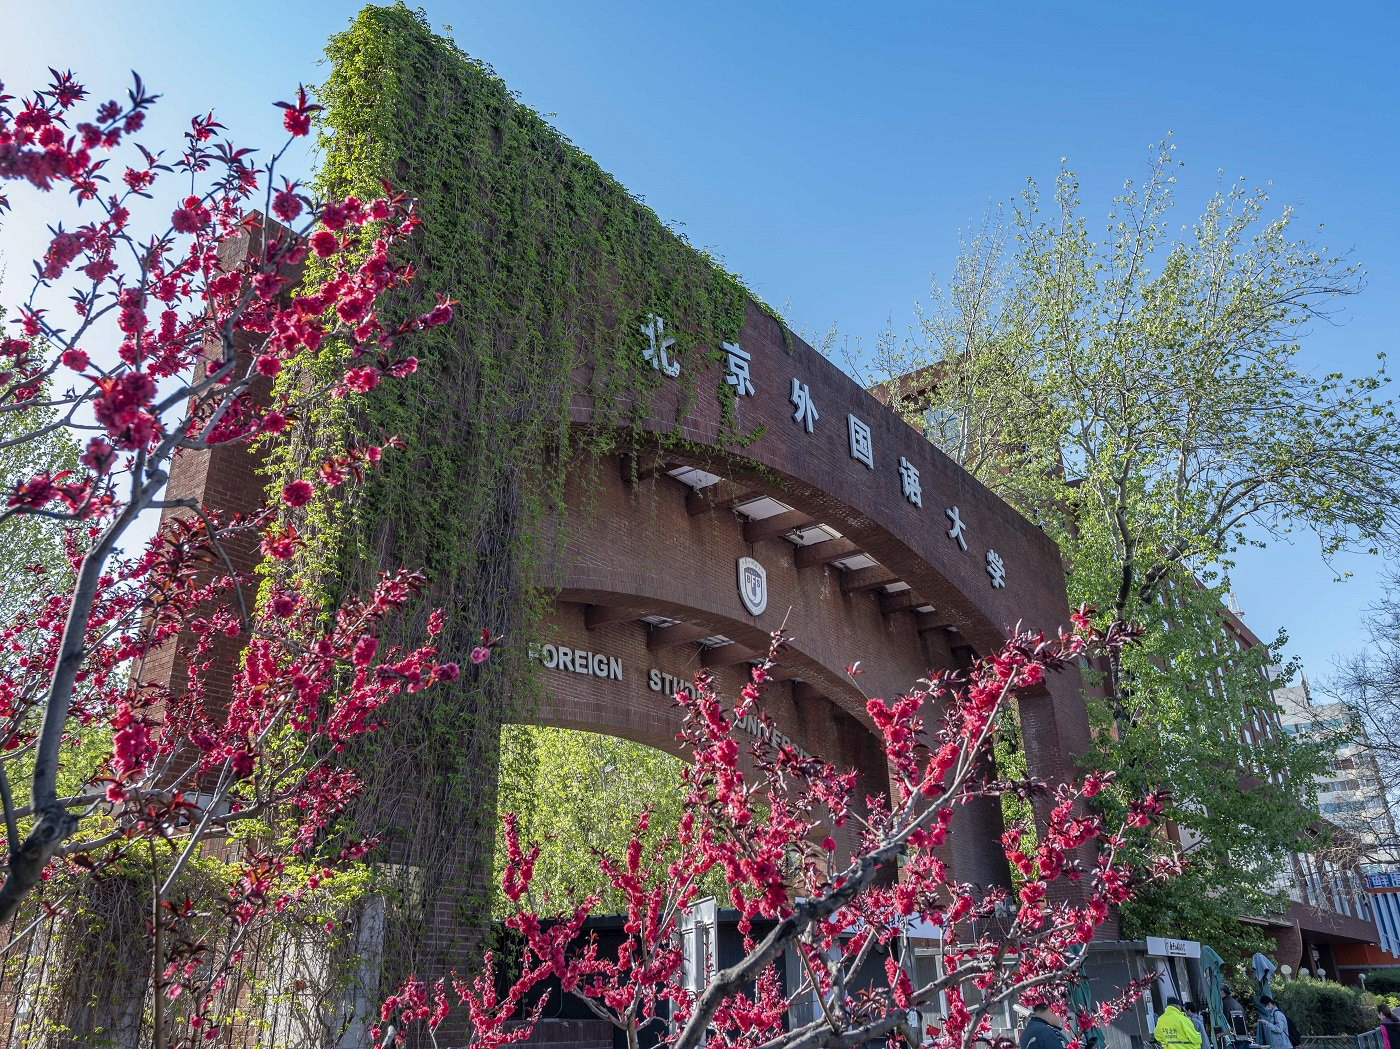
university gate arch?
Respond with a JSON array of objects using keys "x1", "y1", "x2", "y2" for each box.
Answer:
[{"x1": 148, "y1": 9, "x2": 1097, "y2": 1036}]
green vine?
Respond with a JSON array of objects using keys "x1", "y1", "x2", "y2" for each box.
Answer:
[{"x1": 260, "y1": 1, "x2": 781, "y2": 997}]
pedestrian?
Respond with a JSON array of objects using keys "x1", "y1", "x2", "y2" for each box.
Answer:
[
  {"x1": 1379, "y1": 1005, "x2": 1400, "y2": 1049},
  {"x1": 1155, "y1": 998, "x2": 1203, "y2": 1049},
  {"x1": 1368, "y1": 1005, "x2": 1393, "y2": 1049},
  {"x1": 1185, "y1": 1002, "x2": 1210, "y2": 1048},
  {"x1": 1257, "y1": 996, "x2": 1292, "y2": 1049},
  {"x1": 1020, "y1": 1001, "x2": 1068, "y2": 1049}
]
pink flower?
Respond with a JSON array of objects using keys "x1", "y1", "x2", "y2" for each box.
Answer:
[
  {"x1": 171, "y1": 195, "x2": 209, "y2": 233},
  {"x1": 278, "y1": 86, "x2": 317, "y2": 137},
  {"x1": 319, "y1": 202, "x2": 349, "y2": 231},
  {"x1": 42, "y1": 230, "x2": 83, "y2": 278},
  {"x1": 352, "y1": 635, "x2": 378, "y2": 667},
  {"x1": 80, "y1": 437, "x2": 114, "y2": 475},
  {"x1": 82, "y1": 257, "x2": 116, "y2": 282},
  {"x1": 8, "y1": 472, "x2": 62, "y2": 509},
  {"x1": 284, "y1": 109, "x2": 311, "y2": 136},
  {"x1": 281, "y1": 480, "x2": 314, "y2": 507},
  {"x1": 229, "y1": 750, "x2": 254, "y2": 779},
  {"x1": 261, "y1": 525, "x2": 301, "y2": 561},
  {"x1": 343, "y1": 367, "x2": 380, "y2": 394},
  {"x1": 470, "y1": 646, "x2": 490, "y2": 665},
  {"x1": 272, "y1": 187, "x2": 302, "y2": 223},
  {"x1": 111, "y1": 702, "x2": 154, "y2": 781},
  {"x1": 310, "y1": 230, "x2": 339, "y2": 257}
]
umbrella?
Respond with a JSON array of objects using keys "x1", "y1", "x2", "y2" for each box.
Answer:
[
  {"x1": 1251, "y1": 952, "x2": 1277, "y2": 1006},
  {"x1": 1202, "y1": 945, "x2": 1228, "y2": 1044},
  {"x1": 1067, "y1": 949, "x2": 1106, "y2": 1049}
]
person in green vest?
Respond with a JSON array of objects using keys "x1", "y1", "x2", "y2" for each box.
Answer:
[{"x1": 1156, "y1": 998, "x2": 1203, "y2": 1049}]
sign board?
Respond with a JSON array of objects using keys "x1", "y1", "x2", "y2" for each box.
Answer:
[
  {"x1": 1146, "y1": 937, "x2": 1201, "y2": 959},
  {"x1": 1365, "y1": 872, "x2": 1400, "y2": 890}
]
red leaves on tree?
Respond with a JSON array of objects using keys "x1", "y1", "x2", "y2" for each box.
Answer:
[
  {"x1": 380, "y1": 614, "x2": 1170, "y2": 1049},
  {"x1": 0, "y1": 66, "x2": 463, "y2": 1044}
]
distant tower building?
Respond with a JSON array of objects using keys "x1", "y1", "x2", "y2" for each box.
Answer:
[{"x1": 1274, "y1": 674, "x2": 1399, "y2": 862}]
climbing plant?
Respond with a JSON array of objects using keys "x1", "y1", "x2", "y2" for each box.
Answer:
[{"x1": 267, "y1": 1, "x2": 776, "y2": 1003}]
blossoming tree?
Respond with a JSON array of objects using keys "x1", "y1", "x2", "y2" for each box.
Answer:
[
  {"x1": 1, "y1": 65, "x2": 1181, "y2": 1049},
  {"x1": 376, "y1": 619, "x2": 1177, "y2": 1049},
  {"x1": 0, "y1": 69, "x2": 463, "y2": 1043}
]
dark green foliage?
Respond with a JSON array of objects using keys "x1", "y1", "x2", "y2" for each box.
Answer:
[
  {"x1": 1364, "y1": 971, "x2": 1400, "y2": 996},
  {"x1": 1274, "y1": 978, "x2": 1378, "y2": 1035},
  {"x1": 1119, "y1": 866, "x2": 1272, "y2": 963}
]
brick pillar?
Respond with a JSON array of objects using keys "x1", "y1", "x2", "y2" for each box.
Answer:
[
  {"x1": 949, "y1": 642, "x2": 1014, "y2": 892},
  {"x1": 1018, "y1": 665, "x2": 1116, "y2": 936},
  {"x1": 1269, "y1": 921, "x2": 1304, "y2": 974}
]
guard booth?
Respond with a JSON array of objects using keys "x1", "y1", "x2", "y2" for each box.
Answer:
[
  {"x1": 1083, "y1": 938, "x2": 1234, "y2": 1049},
  {"x1": 1147, "y1": 936, "x2": 1206, "y2": 1018}
]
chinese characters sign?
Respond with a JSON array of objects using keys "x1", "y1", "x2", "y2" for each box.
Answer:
[{"x1": 635, "y1": 312, "x2": 1010, "y2": 590}]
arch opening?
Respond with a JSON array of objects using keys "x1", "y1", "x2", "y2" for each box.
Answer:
[{"x1": 493, "y1": 724, "x2": 726, "y2": 916}]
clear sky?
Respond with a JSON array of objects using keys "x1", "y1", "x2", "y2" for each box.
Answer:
[{"x1": 3, "y1": 1, "x2": 1397, "y2": 687}]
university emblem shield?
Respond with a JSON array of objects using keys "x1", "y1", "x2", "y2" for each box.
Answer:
[{"x1": 737, "y1": 556, "x2": 768, "y2": 616}]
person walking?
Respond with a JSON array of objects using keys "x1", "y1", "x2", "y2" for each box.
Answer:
[
  {"x1": 1257, "y1": 996, "x2": 1292, "y2": 1049},
  {"x1": 1185, "y1": 1002, "x2": 1210, "y2": 1049},
  {"x1": 1021, "y1": 1002, "x2": 1068, "y2": 1049},
  {"x1": 1368, "y1": 1005, "x2": 1395, "y2": 1049},
  {"x1": 1155, "y1": 998, "x2": 1203, "y2": 1049},
  {"x1": 1378, "y1": 1005, "x2": 1400, "y2": 1049}
]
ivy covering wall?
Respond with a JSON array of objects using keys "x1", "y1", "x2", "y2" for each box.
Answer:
[{"x1": 266, "y1": 1, "x2": 771, "y2": 1004}]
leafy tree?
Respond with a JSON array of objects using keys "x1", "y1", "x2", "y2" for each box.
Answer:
[
  {"x1": 1332, "y1": 569, "x2": 1400, "y2": 837},
  {"x1": 0, "y1": 332, "x2": 79, "y2": 622},
  {"x1": 494, "y1": 724, "x2": 724, "y2": 914},
  {"x1": 867, "y1": 141, "x2": 1390, "y2": 951}
]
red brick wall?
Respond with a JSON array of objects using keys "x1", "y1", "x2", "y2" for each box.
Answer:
[
  {"x1": 537, "y1": 460, "x2": 1018, "y2": 885},
  {"x1": 137, "y1": 276, "x2": 1101, "y2": 1028},
  {"x1": 148, "y1": 344, "x2": 1095, "y2": 907}
]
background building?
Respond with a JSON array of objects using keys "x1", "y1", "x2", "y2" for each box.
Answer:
[
  {"x1": 1276, "y1": 676, "x2": 1399, "y2": 860},
  {"x1": 1213, "y1": 609, "x2": 1382, "y2": 979},
  {"x1": 1271, "y1": 675, "x2": 1400, "y2": 980}
]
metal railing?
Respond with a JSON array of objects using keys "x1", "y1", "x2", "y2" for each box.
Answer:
[{"x1": 1303, "y1": 1035, "x2": 1380, "y2": 1049}]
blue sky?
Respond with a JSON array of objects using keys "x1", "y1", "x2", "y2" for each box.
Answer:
[{"x1": 3, "y1": 1, "x2": 1397, "y2": 686}]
